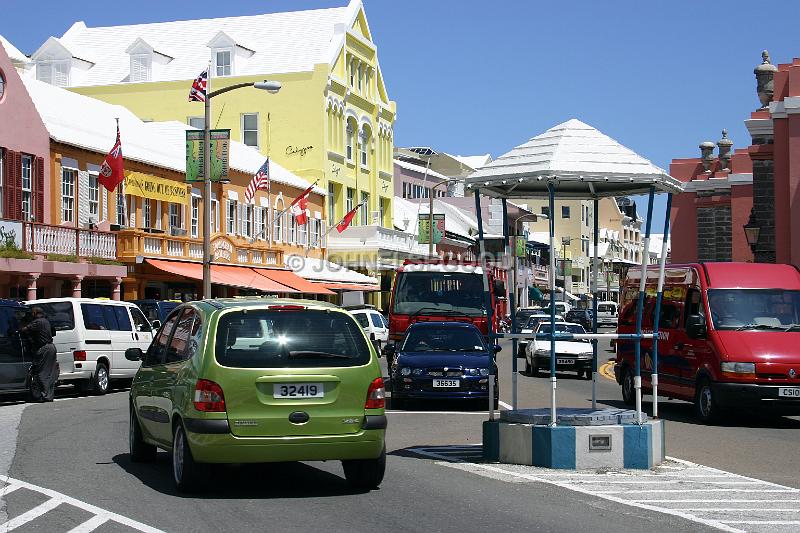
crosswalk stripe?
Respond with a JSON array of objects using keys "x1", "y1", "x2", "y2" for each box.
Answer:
[
  {"x1": 0, "y1": 498, "x2": 62, "y2": 531},
  {"x1": 66, "y1": 515, "x2": 109, "y2": 533}
]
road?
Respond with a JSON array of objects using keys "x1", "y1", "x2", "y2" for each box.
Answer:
[{"x1": 1, "y1": 334, "x2": 799, "y2": 532}]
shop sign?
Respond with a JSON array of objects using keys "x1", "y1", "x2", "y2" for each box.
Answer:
[
  {"x1": 186, "y1": 129, "x2": 230, "y2": 182},
  {"x1": 418, "y1": 213, "x2": 445, "y2": 244},
  {"x1": 211, "y1": 236, "x2": 234, "y2": 263},
  {"x1": 124, "y1": 172, "x2": 189, "y2": 204},
  {"x1": 286, "y1": 145, "x2": 313, "y2": 157}
]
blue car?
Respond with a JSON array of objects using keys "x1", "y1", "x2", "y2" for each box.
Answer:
[{"x1": 388, "y1": 322, "x2": 499, "y2": 409}]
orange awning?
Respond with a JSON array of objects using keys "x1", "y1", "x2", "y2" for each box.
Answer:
[
  {"x1": 319, "y1": 282, "x2": 381, "y2": 292},
  {"x1": 254, "y1": 269, "x2": 335, "y2": 295},
  {"x1": 145, "y1": 259, "x2": 298, "y2": 293}
]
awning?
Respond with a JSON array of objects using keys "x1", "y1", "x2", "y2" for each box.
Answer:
[
  {"x1": 145, "y1": 259, "x2": 298, "y2": 293},
  {"x1": 254, "y1": 269, "x2": 335, "y2": 295},
  {"x1": 318, "y1": 282, "x2": 381, "y2": 292}
]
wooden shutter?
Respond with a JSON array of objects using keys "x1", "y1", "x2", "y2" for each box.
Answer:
[
  {"x1": 5, "y1": 151, "x2": 21, "y2": 221},
  {"x1": 34, "y1": 157, "x2": 44, "y2": 223}
]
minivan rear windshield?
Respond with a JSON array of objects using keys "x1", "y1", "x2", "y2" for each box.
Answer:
[
  {"x1": 36, "y1": 302, "x2": 75, "y2": 331},
  {"x1": 215, "y1": 309, "x2": 371, "y2": 368}
]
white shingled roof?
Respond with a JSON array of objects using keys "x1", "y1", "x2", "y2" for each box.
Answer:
[
  {"x1": 44, "y1": 2, "x2": 359, "y2": 86},
  {"x1": 0, "y1": 35, "x2": 29, "y2": 64},
  {"x1": 392, "y1": 196, "x2": 476, "y2": 240},
  {"x1": 393, "y1": 158, "x2": 448, "y2": 181},
  {"x1": 21, "y1": 76, "x2": 321, "y2": 194},
  {"x1": 466, "y1": 119, "x2": 683, "y2": 198},
  {"x1": 284, "y1": 255, "x2": 377, "y2": 285},
  {"x1": 450, "y1": 154, "x2": 492, "y2": 170}
]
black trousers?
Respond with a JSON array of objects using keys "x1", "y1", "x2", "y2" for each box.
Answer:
[{"x1": 29, "y1": 344, "x2": 58, "y2": 402}]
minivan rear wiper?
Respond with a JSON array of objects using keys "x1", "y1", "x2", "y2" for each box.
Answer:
[{"x1": 288, "y1": 351, "x2": 351, "y2": 359}]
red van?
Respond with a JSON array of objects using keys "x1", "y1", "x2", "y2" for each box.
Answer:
[{"x1": 615, "y1": 262, "x2": 800, "y2": 423}]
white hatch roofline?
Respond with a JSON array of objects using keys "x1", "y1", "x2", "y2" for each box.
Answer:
[{"x1": 402, "y1": 264, "x2": 484, "y2": 275}]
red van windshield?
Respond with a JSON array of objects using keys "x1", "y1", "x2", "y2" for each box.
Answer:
[{"x1": 708, "y1": 289, "x2": 800, "y2": 330}]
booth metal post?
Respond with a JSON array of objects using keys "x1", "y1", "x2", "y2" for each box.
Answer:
[
  {"x1": 634, "y1": 186, "x2": 656, "y2": 424},
  {"x1": 547, "y1": 182, "x2": 557, "y2": 426},
  {"x1": 592, "y1": 197, "x2": 599, "y2": 410},
  {"x1": 651, "y1": 193, "x2": 673, "y2": 419},
  {"x1": 502, "y1": 199, "x2": 519, "y2": 410},
  {"x1": 474, "y1": 189, "x2": 495, "y2": 420}
]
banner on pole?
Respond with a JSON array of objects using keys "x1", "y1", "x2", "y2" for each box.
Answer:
[
  {"x1": 515, "y1": 236, "x2": 526, "y2": 257},
  {"x1": 418, "y1": 213, "x2": 445, "y2": 244},
  {"x1": 186, "y1": 129, "x2": 230, "y2": 182}
]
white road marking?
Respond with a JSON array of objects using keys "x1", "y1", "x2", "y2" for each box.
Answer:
[
  {"x1": 498, "y1": 400, "x2": 513, "y2": 410},
  {"x1": 66, "y1": 515, "x2": 108, "y2": 533},
  {"x1": 407, "y1": 446, "x2": 800, "y2": 533},
  {"x1": 0, "y1": 475, "x2": 163, "y2": 533}
]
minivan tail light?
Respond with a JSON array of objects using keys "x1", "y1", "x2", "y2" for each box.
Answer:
[
  {"x1": 73, "y1": 350, "x2": 86, "y2": 362},
  {"x1": 365, "y1": 377, "x2": 385, "y2": 409},
  {"x1": 194, "y1": 379, "x2": 226, "y2": 412}
]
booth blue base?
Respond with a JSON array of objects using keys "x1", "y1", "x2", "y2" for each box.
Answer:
[{"x1": 482, "y1": 417, "x2": 665, "y2": 469}]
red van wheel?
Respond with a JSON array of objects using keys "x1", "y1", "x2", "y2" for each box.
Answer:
[
  {"x1": 621, "y1": 367, "x2": 635, "y2": 406},
  {"x1": 694, "y1": 379, "x2": 720, "y2": 424}
]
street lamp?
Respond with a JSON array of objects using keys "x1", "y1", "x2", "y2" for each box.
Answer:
[
  {"x1": 428, "y1": 177, "x2": 461, "y2": 256},
  {"x1": 743, "y1": 207, "x2": 761, "y2": 256},
  {"x1": 560, "y1": 236, "x2": 573, "y2": 306},
  {"x1": 202, "y1": 79, "x2": 282, "y2": 299}
]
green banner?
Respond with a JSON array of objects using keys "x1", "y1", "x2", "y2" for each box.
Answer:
[
  {"x1": 418, "y1": 213, "x2": 445, "y2": 244},
  {"x1": 515, "y1": 236, "x2": 526, "y2": 257},
  {"x1": 186, "y1": 129, "x2": 230, "y2": 182}
]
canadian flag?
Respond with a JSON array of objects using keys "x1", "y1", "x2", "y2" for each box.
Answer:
[{"x1": 289, "y1": 185, "x2": 313, "y2": 226}]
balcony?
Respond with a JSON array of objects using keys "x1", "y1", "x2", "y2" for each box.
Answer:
[
  {"x1": 22, "y1": 222, "x2": 117, "y2": 260},
  {"x1": 117, "y1": 229, "x2": 282, "y2": 266}
]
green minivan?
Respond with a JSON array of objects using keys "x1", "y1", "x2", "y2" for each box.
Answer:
[{"x1": 125, "y1": 298, "x2": 387, "y2": 492}]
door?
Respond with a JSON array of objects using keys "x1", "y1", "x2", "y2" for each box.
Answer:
[
  {"x1": 129, "y1": 306, "x2": 154, "y2": 353},
  {"x1": 149, "y1": 308, "x2": 200, "y2": 444},
  {"x1": 103, "y1": 305, "x2": 137, "y2": 377},
  {"x1": 0, "y1": 306, "x2": 27, "y2": 391},
  {"x1": 650, "y1": 299, "x2": 683, "y2": 396},
  {"x1": 135, "y1": 311, "x2": 181, "y2": 444},
  {"x1": 36, "y1": 301, "x2": 78, "y2": 377},
  {"x1": 79, "y1": 304, "x2": 112, "y2": 372},
  {"x1": 674, "y1": 287, "x2": 711, "y2": 399}
]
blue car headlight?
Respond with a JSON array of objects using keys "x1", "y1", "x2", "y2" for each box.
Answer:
[
  {"x1": 479, "y1": 368, "x2": 490, "y2": 377},
  {"x1": 400, "y1": 367, "x2": 411, "y2": 376},
  {"x1": 412, "y1": 368, "x2": 424, "y2": 376}
]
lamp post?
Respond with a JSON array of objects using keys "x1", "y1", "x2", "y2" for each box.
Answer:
[
  {"x1": 560, "y1": 236, "x2": 573, "y2": 306},
  {"x1": 202, "y1": 79, "x2": 281, "y2": 299},
  {"x1": 743, "y1": 207, "x2": 761, "y2": 259},
  {"x1": 428, "y1": 177, "x2": 460, "y2": 257}
]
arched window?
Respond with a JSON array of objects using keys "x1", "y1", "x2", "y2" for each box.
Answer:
[
  {"x1": 360, "y1": 125, "x2": 371, "y2": 167},
  {"x1": 346, "y1": 118, "x2": 357, "y2": 161}
]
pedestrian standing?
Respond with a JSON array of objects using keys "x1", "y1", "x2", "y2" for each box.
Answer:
[{"x1": 21, "y1": 307, "x2": 59, "y2": 402}]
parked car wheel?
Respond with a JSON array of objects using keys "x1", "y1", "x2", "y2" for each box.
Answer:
[
  {"x1": 621, "y1": 366, "x2": 635, "y2": 406},
  {"x1": 92, "y1": 362, "x2": 109, "y2": 395},
  {"x1": 172, "y1": 422, "x2": 202, "y2": 492},
  {"x1": 582, "y1": 369, "x2": 593, "y2": 380},
  {"x1": 129, "y1": 404, "x2": 156, "y2": 463},
  {"x1": 342, "y1": 446, "x2": 386, "y2": 490},
  {"x1": 694, "y1": 378, "x2": 721, "y2": 424},
  {"x1": 524, "y1": 358, "x2": 532, "y2": 374}
]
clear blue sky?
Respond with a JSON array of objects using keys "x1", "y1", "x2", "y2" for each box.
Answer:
[{"x1": 3, "y1": 0, "x2": 800, "y2": 227}]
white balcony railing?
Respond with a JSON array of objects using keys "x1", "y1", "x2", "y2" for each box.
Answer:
[{"x1": 22, "y1": 222, "x2": 117, "y2": 260}]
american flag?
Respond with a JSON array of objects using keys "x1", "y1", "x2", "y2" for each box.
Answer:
[
  {"x1": 245, "y1": 159, "x2": 270, "y2": 204},
  {"x1": 189, "y1": 68, "x2": 208, "y2": 102}
]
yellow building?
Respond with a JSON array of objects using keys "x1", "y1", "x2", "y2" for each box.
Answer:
[{"x1": 28, "y1": 0, "x2": 396, "y2": 234}]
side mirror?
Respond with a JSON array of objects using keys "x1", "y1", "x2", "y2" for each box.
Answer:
[
  {"x1": 125, "y1": 347, "x2": 144, "y2": 361},
  {"x1": 493, "y1": 344, "x2": 502, "y2": 353},
  {"x1": 383, "y1": 343, "x2": 396, "y2": 355},
  {"x1": 151, "y1": 320, "x2": 161, "y2": 330},
  {"x1": 686, "y1": 314, "x2": 707, "y2": 339}
]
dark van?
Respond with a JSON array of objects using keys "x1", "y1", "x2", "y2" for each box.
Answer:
[
  {"x1": 131, "y1": 300, "x2": 180, "y2": 329},
  {"x1": 0, "y1": 300, "x2": 31, "y2": 394}
]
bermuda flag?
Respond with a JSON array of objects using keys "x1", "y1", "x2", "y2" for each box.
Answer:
[
  {"x1": 189, "y1": 68, "x2": 208, "y2": 102},
  {"x1": 336, "y1": 203, "x2": 360, "y2": 233},
  {"x1": 245, "y1": 159, "x2": 270, "y2": 204},
  {"x1": 289, "y1": 184, "x2": 314, "y2": 226},
  {"x1": 98, "y1": 123, "x2": 124, "y2": 192}
]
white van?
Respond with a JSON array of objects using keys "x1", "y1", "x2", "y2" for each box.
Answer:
[
  {"x1": 347, "y1": 306, "x2": 389, "y2": 345},
  {"x1": 28, "y1": 298, "x2": 155, "y2": 394},
  {"x1": 596, "y1": 300, "x2": 619, "y2": 326}
]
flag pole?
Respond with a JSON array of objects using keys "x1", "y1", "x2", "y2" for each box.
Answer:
[{"x1": 115, "y1": 118, "x2": 129, "y2": 228}]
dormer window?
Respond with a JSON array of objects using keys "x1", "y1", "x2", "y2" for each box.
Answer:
[
  {"x1": 36, "y1": 61, "x2": 70, "y2": 86},
  {"x1": 215, "y1": 49, "x2": 232, "y2": 77},
  {"x1": 130, "y1": 54, "x2": 151, "y2": 82}
]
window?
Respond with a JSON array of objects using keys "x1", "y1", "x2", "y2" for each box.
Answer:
[
  {"x1": 379, "y1": 198, "x2": 386, "y2": 226},
  {"x1": 21, "y1": 156, "x2": 32, "y2": 221},
  {"x1": 360, "y1": 129, "x2": 368, "y2": 166},
  {"x1": 130, "y1": 54, "x2": 151, "y2": 82},
  {"x1": 0, "y1": 149, "x2": 4, "y2": 219},
  {"x1": 360, "y1": 192, "x2": 369, "y2": 225},
  {"x1": 36, "y1": 61, "x2": 70, "y2": 87},
  {"x1": 113, "y1": 307, "x2": 133, "y2": 331},
  {"x1": 561, "y1": 206, "x2": 570, "y2": 219},
  {"x1": 328, "y1": 183, "x2": 336, "y2": 223},
  {"x1": 310, "y1": 218, "x2": 319, "y2": 247},
  {"x1": 346, "y1": 124, "x2": 354, "y2": 161},
  {"x1": 298, "y1": 217, "x2": 307, "y2": 246},
  {"x1": 0, "y1": 71, "x2": 5, "y2": 101},
  {"x1": 88, "y1": 173, "x2": 99, "y2": 220},
  {"x1": 370, "y1": 313, "x2": 383, "y2": 328},
  {"x1": 241, "y1": 113, "x2": 258, "y2": 147},
  {"x1": 215, "y1": 49, "x2": 232, "y2": 76},
  {"x1": 81, "y1": 304, "x2": 108, "y2": 330},
  {"x1": 169, "y1": 203, "x2": 181, "y2": 231},
  {"x1": 358, "y1": 64, "x2": 363, "y2": 92},
  {"x1": 259, "y1": 206, "x2": 268, "y2": 240},
  {"x1": 289, "y1": 215, "x2": 297, "y2": 244},
  {"x1": 61, "y1": 168, "x2": 78, "y2": 222},
  {"x1": 141, "y1": 199, "x2": 152, "y2": 229},
  {"x1": 166, "y1": 308, "x2": 197, "y2": 363},
  {"x1": 211, "y1": 198, "x2": 219, "y2": 234},
  {"x1": 130, "y1": 307, "x2": 151, "y2": 332},
  {"x1": 346, "y1": 187, "x2": 354, "y2": 213},
  {"x1": 541, "y1": 206, "x2": 549, "y2": 217},
  {"x1": 349, "y1": 58, "x2": 355, "y2": 87},
  {"x1": 37, "y1": 302, "x2": 75, "y2": 331},
  {"x1": 191, "y1": 196, "x2": 200, "y2": 238},
  {"x1": 227, "y1": 199, "x2": 237, "y2": 234},
  {"x1": 144, "y1": 311, "x2": 180, "y2": 366},
  {"x1": 188, "y1": 117, "x2": 205, "y2": 129},
  {"x1": 116, "y1": 187, "x2": 125, "y2": 226},
  {"x1": 242, "y1": 204, "x2": 253, "y2": 238}
]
